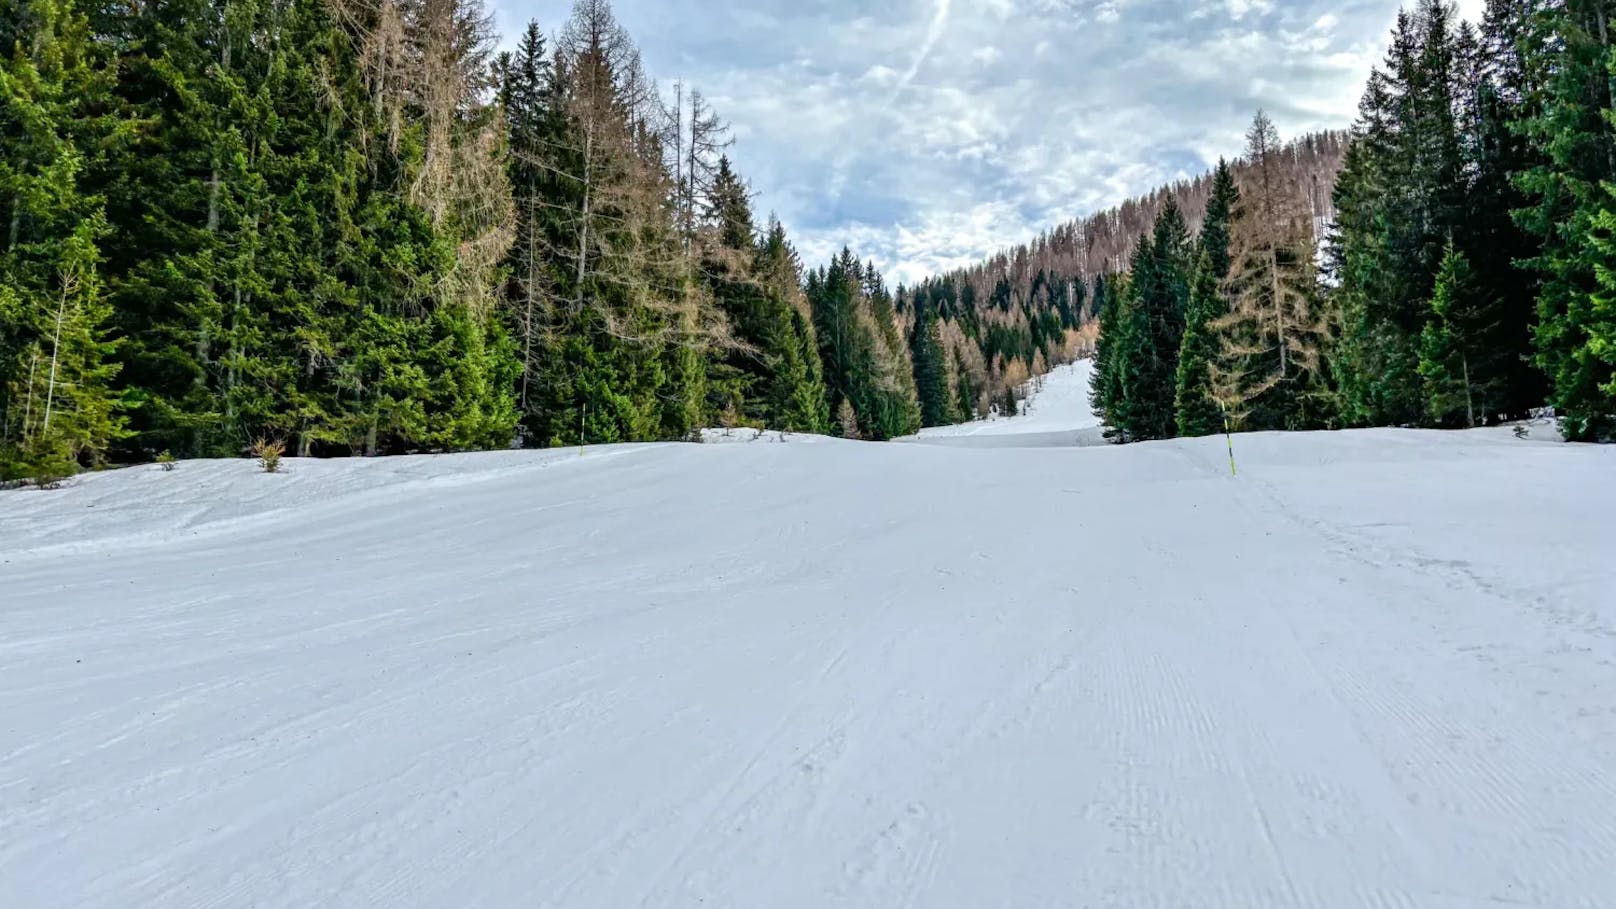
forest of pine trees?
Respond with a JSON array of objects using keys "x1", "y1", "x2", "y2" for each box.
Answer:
[
  {"x1": 4, "y1": 0, "x2": 1614, "y2": 483},
  {"x1": 897, "y1": 127, "x2": 1348, "y2": 427},
  {"x1": 1090, "y1": 0, "x2": 1616, "y2": 444},
  {"x1": 0, "y1": 0, "x2": 907, "y2": 481}
]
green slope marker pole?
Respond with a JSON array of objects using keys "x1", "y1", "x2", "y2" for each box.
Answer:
[
  {"x1": 1222, "y1": 410, "x2": 1238, "y2": 477},
  {"x1": 579, "y1": 404, "x2": 586, "y2": 458}
]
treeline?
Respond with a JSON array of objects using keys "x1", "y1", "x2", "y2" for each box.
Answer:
[
  {"x1": 1094, "y1": 0, "x2": 1616, "y2": 443},
  {"x1": 896, "y1": 129, "x2": 1347, "y2": 428},
  {"x1": 920, "y1": 131, "x2": 1346, "y2": 302},
  {"x1": 0, "y1": 0, "x2": 945, "y2": 482},
  {"x1": 898, "y1": 261, "x2": 1088, "y2": 428}
]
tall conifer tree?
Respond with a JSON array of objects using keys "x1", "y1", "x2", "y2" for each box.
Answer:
[
  {"x1": 1516, "y1": 0, "x2": 1616, "y2": 439},
  {"x1": 1176, "y1": 160, "x2": 1238, "y2": 438},
  {"x1": 1, "y1": 0, "x2": 127, "y2": 479}
]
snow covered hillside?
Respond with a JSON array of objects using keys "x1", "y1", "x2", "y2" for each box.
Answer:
[
  {"x1": 908, "y1": 359, "x2": 1105, "y2": 448},
  {"x1": 4, "y1": 363, "x2": 1616, "y2": 909}
]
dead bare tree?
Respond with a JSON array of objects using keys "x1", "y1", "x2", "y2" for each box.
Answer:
[
  {"x1": 328, "y1": 0, "x2": 514, "y2": 317},
  {"x1": 500, "y1": 0, "x2": 738, "y2": 357},
  {"x1": 663, "y1": 84, "x2": 731, "y2": 249},
  {"x1": 1209, "y1": 111, "x2": 1327, "y2": 427}
]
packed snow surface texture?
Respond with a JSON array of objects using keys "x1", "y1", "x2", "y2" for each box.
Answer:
[{"x1": 4, "y1": 362, "x2": 1615, "y2": 909}]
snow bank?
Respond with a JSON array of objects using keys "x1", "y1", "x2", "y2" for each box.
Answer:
[{"x1": 697, "y1": 427, "x2": 837, "y2": 445}]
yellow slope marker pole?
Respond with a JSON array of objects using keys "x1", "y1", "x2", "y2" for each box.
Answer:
[{"x1": 1222, "y1": 409, "x2": 1238, "y2": 477}]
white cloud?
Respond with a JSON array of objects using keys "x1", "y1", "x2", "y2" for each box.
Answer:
[
  {"x1": 1225, "y1": 0, "x2": 1274, "y2": 20},
  {"x1": 497, "y1": 0, "x2": 1466, "y2": 283}
]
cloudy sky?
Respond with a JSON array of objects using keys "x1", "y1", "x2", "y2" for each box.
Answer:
[{"x1": 494, "y1": 0, "x2": 1484, "y2": 286}]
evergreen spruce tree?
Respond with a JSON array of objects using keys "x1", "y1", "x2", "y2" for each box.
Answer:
[
  {"x1": 1097, "y1": 257, "x2": 1145, "y2": 442},
  {"x1": 1129, "y1": 199, "x2": 1192, "y2": 440},
  {"x1": 1420, "y1": 239, "x2": 1503, "y2": 426},
  {"x1": 1093, "y1": 209, "x2": 1190, "y2": 445},
  {"x1": 1089, "y1": 272, "x2": 1130, "y2": 439},
  {"x1": 1176, "y1": 160, "x2": 1238, "y2": 438},
  {"x1": 1515, "y1": 0, "x2": 1616, "y2": 439},
  {"x1": 698, "y1": 156, "x2": 766, "y2": 421},
  {"x1": 80, "y1": 0, "x2": 209, "y2": 455},
  {"x1": 1175, "y1": 249, "x2": 1225, "y2": 438},
  {"x1": 1328, "y1": 72, "x2": 1402, "y2": 426},
  {"x1": 756, "y1": 219, "x2": 831, "y2": 433},
  {"x1": 911, "y1": 305, "x2": 957, "y2": 427},
  {"x1": 1326, "y1": 1, "x2": 1529, "y2": 429},
  {"x1": 806, "y1": 250, "x2": 920, "y2": 440},
  {"x1": 0, "y1": 0, "x2": 127, "y2": 479},
  {"x1": 1329, "y1": 12, "x2": 1434, "y2": 426},
  {"x1": 693, "y1": 159, "x2": 828, "y2": 433},
  {"x1": 1460, "y1": 0, "x2": 1547, "y2": 417},
  {"x1": 1200, "y1": 158, "x2": 1238, "y2": 280}
]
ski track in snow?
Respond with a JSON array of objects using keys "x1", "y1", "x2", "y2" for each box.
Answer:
[
  {"x1": 3, "y1": 362, "x2": 1615, "y2": 908},
  {"x1": 904, "y1": 360, "x2": 1108, "y2": 449}
]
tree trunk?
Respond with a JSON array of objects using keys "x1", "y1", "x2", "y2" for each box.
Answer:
[
  {"x1": 41, "y1": 277, "x2": 71, "y2": 436},
  {"x1": 1461, "y1": 352, "x2": 1474, "y2": 427},
  {"x1": 673, "y1": 82, "x2": 685, "y2": 246},
  {"x1": 522, "y1": 190, "x2": 537, "y2": 408},
  {"x1": 207, "y1": 163, "x2": 221, "y2": 232},
  {"x1": 1271, "y1": 246, "x2": 1287, "y2": 379},
  {"x1": 226, "y1": 288, "x2": 241, "y2": 423},
  {"x1": 197, "y1": 160, "x2": 221, "y2": 397},
  {"x1": 20, "y1": 347, "x2": 40, "y2": 440},
  {"x1": 574, "y1": 127, "x2": 593, "y2": 308},
  {"x1": 1597, "y1": 4, "x2": 1616, "y2": 173}
]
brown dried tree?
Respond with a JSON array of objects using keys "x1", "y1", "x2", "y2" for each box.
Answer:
[
  {"x1": 328, "y1": 0, "x2": 514, "y2": 316},
  {"x1": 1208, "y1": 111, "x2": 1327, "y2": 427}
]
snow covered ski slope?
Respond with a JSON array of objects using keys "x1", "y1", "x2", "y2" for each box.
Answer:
[
  {"x1": 907, "y1": 359, "x2": 1106, "y2": 448},
  {"x1": 4, "y1": 362, "x2": 1616, "y2": 909}
]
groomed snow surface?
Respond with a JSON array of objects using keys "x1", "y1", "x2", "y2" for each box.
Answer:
[
  {"x1": 908, "y1": 360, "x2": 1105, "y2": 448},
  {"x1": 4, "y1": 362, "x2": 1615, "y2": 909}
]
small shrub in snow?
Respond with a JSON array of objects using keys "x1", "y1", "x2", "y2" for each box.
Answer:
[
  {"x1": 157, "y1": 450, "x2": 177, "y2": 471},
  {"x1": 24, "y1": 439, "x2": 74, "y2": 489},
  {"x1": 31, "y1": 469, "x2": 66, "y2": 491},
  {"x1": 837, "y1": 400, "x2": 861, "y2": 440},
  {"x1": 250, "y1": 438, "x2": 286, "y2": 474}
]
